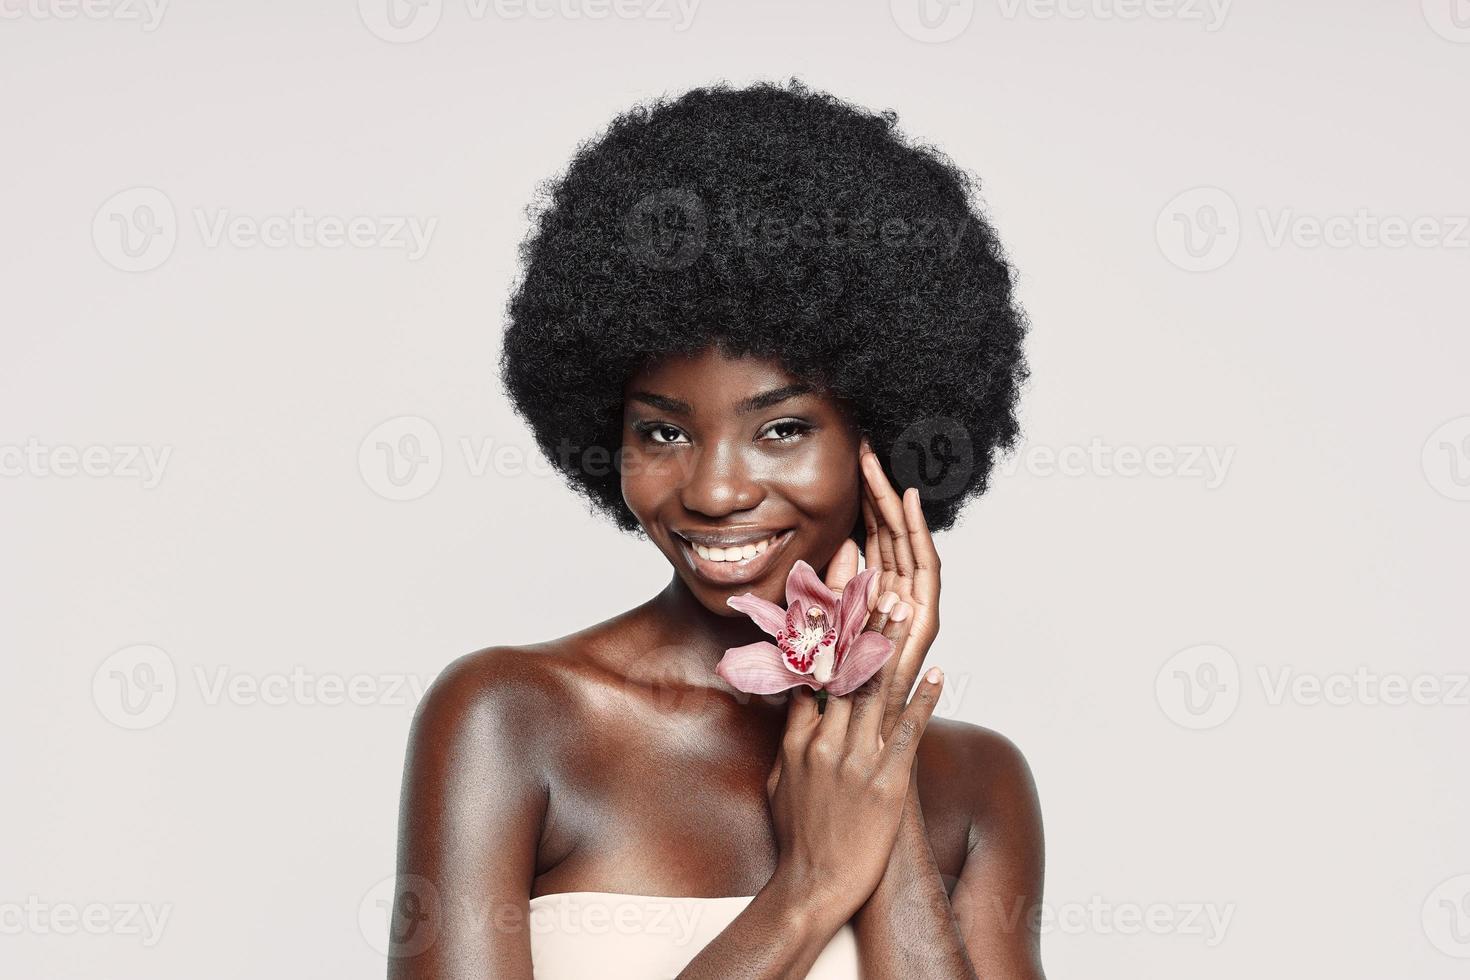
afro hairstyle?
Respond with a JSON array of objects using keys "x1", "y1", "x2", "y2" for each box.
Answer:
[{"x1": 500, "y1": 78, "x2": 1028, "y2": 537}]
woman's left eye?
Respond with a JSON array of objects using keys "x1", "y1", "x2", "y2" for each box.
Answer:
[{"x1": 759, "y1": 419, "x2": 813, "y2": 442}]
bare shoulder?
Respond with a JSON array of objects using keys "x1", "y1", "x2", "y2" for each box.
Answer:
[
  {"x1": 918, "y1": 717, "x2": 1043, "y2": 847},
  {"x1": 408, "y1": 610, "x2": 636, "y2": 755},
  {"x1": 413, "y1": 645, "x2": 563, "y2": 737}
]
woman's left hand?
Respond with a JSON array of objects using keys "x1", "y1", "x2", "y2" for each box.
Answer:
[
  {"x1": 825, "y1": 436, "x2": 942, "y2": 743},
  {"x1": 765, "y1": 438, "x2": 942, "y2": 802}
]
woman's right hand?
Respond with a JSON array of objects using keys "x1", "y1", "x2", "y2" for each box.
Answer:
[{"x1": 765, "y1": 594, "x2": 944, "y2": 922}]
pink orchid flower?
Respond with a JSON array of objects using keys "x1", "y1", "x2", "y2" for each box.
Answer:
[{"x1": 716, "y1": 559, "x2": 894, "y2": 697}]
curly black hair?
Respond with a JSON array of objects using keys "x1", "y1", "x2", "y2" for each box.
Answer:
[{"x1": 500, "y1": 78, "x2": 1028, "y2": 537}]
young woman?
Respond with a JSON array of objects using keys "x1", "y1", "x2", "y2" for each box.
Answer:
[{"x1": 390, "y1": 80, "x2": 1044, "y2": 979}]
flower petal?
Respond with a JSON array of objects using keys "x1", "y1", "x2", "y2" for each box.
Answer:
[
  {"x1": 834, "y1": 566, "x2": 881, "y2": 647},
  {"x1": 825, "y1": 631, "x2": 896, "y2": 697},
  {"x1": 716, "y1": 641, "x2": 820, "y2": 695},
  {"x1": 726, "y1": 592, "x2": 787, "y2": 638},
  {"x1": 785, "y1": 559, "x2": 835, "y2": 616}
]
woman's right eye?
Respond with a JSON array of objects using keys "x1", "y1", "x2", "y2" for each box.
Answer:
[{"x1": 637, "y1": 422, "x2": 690, "y2": 445}]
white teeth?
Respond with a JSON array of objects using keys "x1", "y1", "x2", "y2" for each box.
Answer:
[{"x1": 689, "y1": 535, "x2": 779, "y2": 563}]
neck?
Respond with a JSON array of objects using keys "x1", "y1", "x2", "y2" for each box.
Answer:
[{"x1": 648, "y1": 571, "x2": 772, "y2": 673}]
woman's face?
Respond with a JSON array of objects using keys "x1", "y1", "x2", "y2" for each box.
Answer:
[{"x1": 621, "y1": 347, "x2": 862, "y2": 613}]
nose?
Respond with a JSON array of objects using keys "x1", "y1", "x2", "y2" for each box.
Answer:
[{"x1": 679, "y1": 439, "x2": 766, "y2": 517}]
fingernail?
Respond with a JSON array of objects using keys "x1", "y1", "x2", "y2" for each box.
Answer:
[
  {"x1": 878, "y1": 591, "x2": 898, "y2": 615},
  {"x1": 891, "y1": 601, "x2": 911, "y2": 623},
  {"x1": 925, "y1": 667, "x2": 943, "y2": 684}
]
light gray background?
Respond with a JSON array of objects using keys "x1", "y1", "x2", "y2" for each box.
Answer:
[{"x1": 3, "y1": 1, "x2": 1467, "y2": 977}]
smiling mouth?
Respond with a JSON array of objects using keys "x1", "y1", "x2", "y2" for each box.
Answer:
[{"x1": 674, "y1": 529, "x2": 796, "y2": 587}]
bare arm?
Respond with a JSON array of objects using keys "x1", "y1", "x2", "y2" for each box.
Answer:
[
  {"x1": 675, "y1": 867, "x2": 849, "y2": 980},
  {"x1": 387, "y1": 648, "x2": 550, "y2": 979},
  {"x1": 948, "y1": 731, "x2": 1045, "y2": 977},
  {"x1": 852, "y1": 729, "x2": 1045, "y2": 979}
]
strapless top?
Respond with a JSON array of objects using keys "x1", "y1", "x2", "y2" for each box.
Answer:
[{"x1": 527, "y1": 891, "x2": 860, "y2": 979}]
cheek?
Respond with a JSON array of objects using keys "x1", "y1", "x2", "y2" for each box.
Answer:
[
  {"x1": 619, "y1": 443, "x2": 680, "y2": 523},
  {"x1": 767, "y1": 441, "x2": 860, "y2": 523}
]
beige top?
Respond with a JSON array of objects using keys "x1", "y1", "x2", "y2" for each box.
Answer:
[{"x1": 527, "y1": 891, "x2": 860, "y2": 979}]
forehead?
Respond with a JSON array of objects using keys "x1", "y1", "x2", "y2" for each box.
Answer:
[{"x1": 623, "y1": 347, "x2": 804, "y2": 398}]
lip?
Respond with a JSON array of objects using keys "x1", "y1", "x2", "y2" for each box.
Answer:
[{"x1": 673, "y1": 528, "x2": 796, "y2": 588}]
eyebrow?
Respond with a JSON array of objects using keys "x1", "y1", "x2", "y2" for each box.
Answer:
[{"x1": 628, "y1": 382, "x2": 815, "y2": 417}]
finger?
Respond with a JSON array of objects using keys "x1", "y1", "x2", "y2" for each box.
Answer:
[
  {"x1": 863, "y1": 460, "x2": 898, "y2": 578},
  {"x1": 817, "y1": 686, "x2": 852, "y2": 738},
  {"x1": 881, "y1": 666, "x2": 943, "y2": 776},
  {"x1": 858, "y1": 441, "x2": 885, "y2": 573},
  {"x1": 860, "y1": 492, "x2": 884, "y2": 573},
  {"x1": 902, "y1": 487, "x2": 941, "y2": 614},
  {"x1": 881, "y1": 601, "x2": 922, "y2": 738},
  {"x1": 823, "y1": 538, "x2": 860, "y2": 596},
  {"x1": 781, "y1": 686, "x2": 820, "y2": 759},
  {"x1": 848, "y1": 596, "x2": 913, "y2": 747},
  {"x1": 885, "y1": 490, "x2": 941, "y2": 719},
  {"x1": 863, "y1": 451, "x2": 916, "y2": 596}
]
